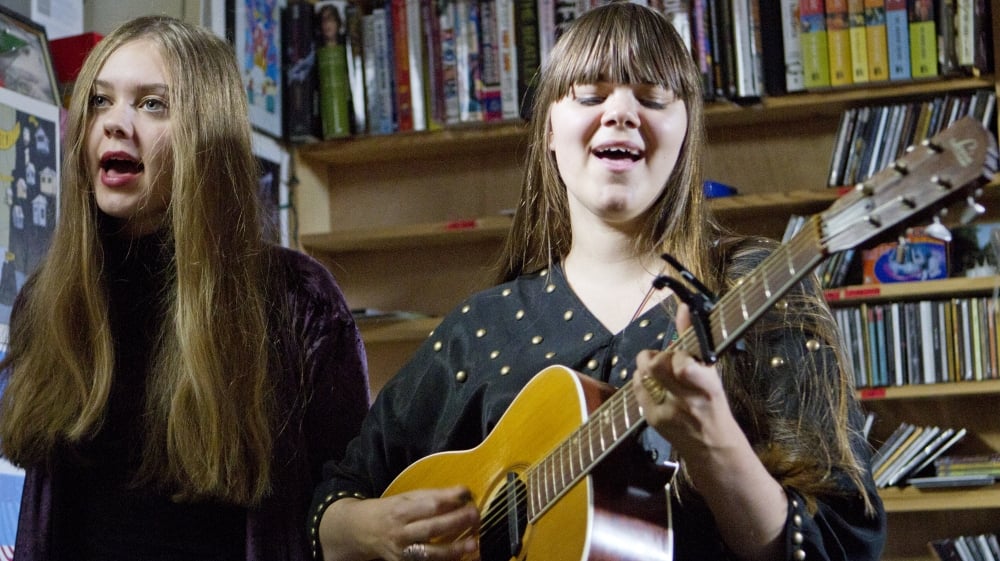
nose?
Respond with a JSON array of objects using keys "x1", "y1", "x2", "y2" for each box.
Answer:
[
  {"x1": 602, "y1": 88, "x2": 640, "y2": 129},
  {"x1": 102, "y1": 104, "x2": 134, "y2": 138}
]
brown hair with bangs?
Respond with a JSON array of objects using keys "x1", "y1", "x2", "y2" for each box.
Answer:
[{"x1": 496, "y1": 1, "x2": 717, "y2": 287}]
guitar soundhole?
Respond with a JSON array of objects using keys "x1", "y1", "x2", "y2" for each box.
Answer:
[{"x1": 479, "y1": 474, "x2": 527, "y2": 561}]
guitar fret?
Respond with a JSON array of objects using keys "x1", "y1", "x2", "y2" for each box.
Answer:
[
  {"x1": 739, "y1": 281, "x2": 749, "y2": 320},
  {"x1": 763, "y1": 274, "x2": 772, "y2": 299},
  {"x1": 784, "y1": 248, "x2": 796, "y2": 276}
]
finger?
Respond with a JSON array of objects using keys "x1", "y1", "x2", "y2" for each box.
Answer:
[
  {"x1": 406, "y1": 535, "x2": 479, "y2": 561},
  {"x1": 675, "y1": 301, "x2": 692, "y2": 331},
  {"x1": 405, "y1": 502, "x2": 479, "y2": 545}
]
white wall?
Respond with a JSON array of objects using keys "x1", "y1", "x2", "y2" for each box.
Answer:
[{"x1": 83, "y1": 0, "x2": 204, "y2": 35}]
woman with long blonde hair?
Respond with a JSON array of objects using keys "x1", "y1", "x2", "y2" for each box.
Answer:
[{"x1": 0, "y1": 15, "x2": 369, "y2": 560}]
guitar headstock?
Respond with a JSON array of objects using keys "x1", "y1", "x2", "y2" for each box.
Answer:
[{"x1": 820, "y1": 116, "x2": 999, "y2": 254}]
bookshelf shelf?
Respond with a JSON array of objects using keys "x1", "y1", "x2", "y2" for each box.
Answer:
[
  {"x1": 300, "y1": 189, "x2": 842, "y2": 255},
  {"x1": 296, "y1": 76, "x2": 995, "y2": 165},
  {"x1": 880, "y1": 484, "x2": 1000, "y2": 512},
  {"x1": 860, "y1": 379, "x2": 1000, "y2": 401},
  {"x1": 826, "y1": 276, "x2": 1000, "y2": 305}
]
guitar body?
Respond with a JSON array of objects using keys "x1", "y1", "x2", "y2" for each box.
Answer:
[{"x1": 383, "y1": 366, "x2": 673, "y2": 561}]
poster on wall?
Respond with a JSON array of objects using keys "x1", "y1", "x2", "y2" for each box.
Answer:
[
  {"x1": 0, "y1": 85, "x2": 61, "y2": 558},
  {"x1": 251, "y1": 131, "x2": 291, "y2": 247},
  {"x1": 233, "y1": 0, "x2": 284, "y2": 138}
]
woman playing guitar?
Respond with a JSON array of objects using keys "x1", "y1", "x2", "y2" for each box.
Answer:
[{"x1": 311, "y1": 2, "x2": 887, "y2": 560}]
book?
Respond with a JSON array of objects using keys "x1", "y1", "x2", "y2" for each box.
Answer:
[
  {"x1": 731, "y1": 0, "x2": 764, "y2": 98},
  {"x1": 345, "y1": 2, "x2": 368, "y2": 134},
  {"x1": 438, "y1": 0, "x2": 461, "y2": 125},
  {"x1": 885, "y1": 0, "x2": 911, "y2": 80},
  {"x1": 825, "y1": 0, "x2": 853, "y2": 86},
  {"x1": 780, "y1": 0, "x2": 806, "y2": 93},
  {"x1": 881, "y1": 425, "x2": 943, "y2": 486},
  {"x1": 421, "y1": 0, "x2": 446, "y2": 129},
  {"x1": 476, "y1": 0, "x2": 504, "y2": 122},
  {"x1": 692, "y1": 0, "x2": 718, "y2": 97},
  {"x1": 282, "y1": 0, "x2": 320, "y2": 142},
  {"x1": 937, "y1": 0, "x2": 960, "y2": 76},
  {"x1": 391, "y1": 0, "x2": 415, "y2": 132},
  {"x1": 316, "y1": 1, "x2": 352, "y2": 139},
  {"x1": 864, "y1": 0, "x2": 889, "y2": 80},
  {"x1": 494, "y1": 0, "x2": 519, "y2": 120},
  {"x1": 929, "y1": 538, "x2": 965, "y2": 561},
  {"x1": 454, "y1": 0, "x2": 483, "y2": 122},
  {"x1": 513, "y1": 0, "x2": 540, "y2": 119},
  {"x1": 800, "y1": 0, "x2": 831, "y2": 88},
  {"x1": 907, "y1": 0, "x2": 938, "y2": 78},
  {"x1": 364, "y1": 7, "x2": 397, "y2": 134},
  {"x1": 406, "y1": 0, "x2": 428, "y2": 130},
  {"x1": 847, "y1": 0, "x2": 869, "y2": 82}
]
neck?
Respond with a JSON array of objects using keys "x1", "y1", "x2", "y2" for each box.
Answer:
[{"x1": 562, "y1": 229, "x2": 668, "y2": 333}]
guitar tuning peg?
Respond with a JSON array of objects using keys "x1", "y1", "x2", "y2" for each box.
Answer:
[
  {"x1": 925, "y1": 216, "x2": 952, "y2": 242},
  {"x1": 959, "y1": 196, "x2": 986, "y2": 225}
]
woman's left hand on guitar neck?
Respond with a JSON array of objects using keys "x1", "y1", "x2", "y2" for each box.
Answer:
[{"x1": 633, "y1": 303, "x2": 788, "y2": 561}]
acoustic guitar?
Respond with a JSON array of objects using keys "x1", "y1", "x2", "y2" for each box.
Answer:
[{"x1": 382, "y1": 116, "x2": 999, "y2": 561}]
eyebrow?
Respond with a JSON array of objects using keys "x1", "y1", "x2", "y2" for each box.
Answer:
[{"x1": 93, "y1": 79, "x2": 170, "y2": 96}]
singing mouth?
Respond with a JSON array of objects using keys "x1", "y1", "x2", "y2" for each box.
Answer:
[{"x1": 100, "y1": 151, "x2": 145, "y2": 174}]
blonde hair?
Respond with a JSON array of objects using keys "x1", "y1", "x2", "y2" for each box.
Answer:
[{"x1": 0, "y1": 16, "x2": 276, "y2": 506}]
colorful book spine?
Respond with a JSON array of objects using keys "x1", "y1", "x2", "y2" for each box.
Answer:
[
  {"x1": 391, "y1": 0, "x2": 414, "y2": 131},
  {"x1": 825, "y1": 0, "x2": 853, "y2": 86},
  {"x1": 495, "y1": 0, "x2": 519, "y2": 120},
  {"x1": 365, "y1": 8, "x2": 396, "y2": 134},
  {"x1": 692, "y1": 0, "x2": 717, "y2": 96},
  {"x1": 884, "y1": 0, "x2": 911, "y2": 80},
  {"x1": 477, "y1": 0, "x2": 503, "y2": 122},
  {"x1": 864, "y1": 0, "x2": 889, "y2": 81},
  {"x1": 438, "y1": 0, "x2": 461, "y2": 124},
  {"x1": 907, "y1": 0, "x2": 938, "y2": 78},
  {"x1": 847, "y1": 0, "x2": 869, "y2": 82},
  {"x1": 421, "y1": 0, "x2": 445, "y2": 129},
  {"x1": 800, "y1": 0, "x2": 831, "y2": 88}
]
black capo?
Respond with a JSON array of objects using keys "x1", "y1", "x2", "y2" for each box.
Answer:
[{"x1": 652, "y1": 253, "x2": 719, "y2": 364}]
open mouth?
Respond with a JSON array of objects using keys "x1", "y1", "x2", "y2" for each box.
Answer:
[
  {"x1": 100, "y1": 152, "x2": 145, "y2": 174},
  {"x1": 593, "y1": 146, "x2": 643, "y2": 161}
]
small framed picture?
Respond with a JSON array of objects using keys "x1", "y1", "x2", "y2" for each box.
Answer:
[
  {"x1": 231, "y1": 0, "x2": 284, "y2": 138},
  {"x1": 0, "y1": 5, "x2": 60, "y2": 107}
]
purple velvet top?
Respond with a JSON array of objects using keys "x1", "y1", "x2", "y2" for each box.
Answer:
[{"x1": 9, "y1": 244, "x2": 370, "y2": 561}]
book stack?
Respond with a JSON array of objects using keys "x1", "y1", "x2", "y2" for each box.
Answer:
[
  {"x1": 935, "y1": 453, "x2": 1000, "y2": 477},
  {"x1": 929, "y1": 534, "x2": 1000, "y2": 561},
  {"x1": 870, "y1": 422, "x2": 967, "y2": 487}
]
